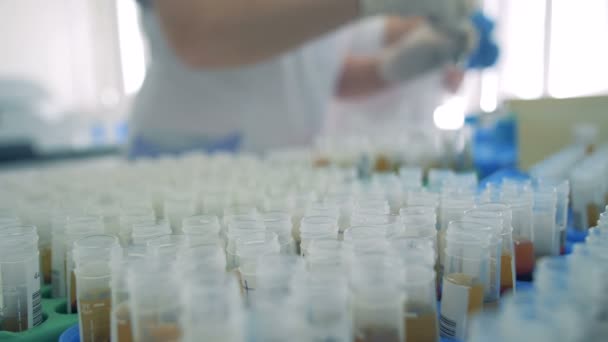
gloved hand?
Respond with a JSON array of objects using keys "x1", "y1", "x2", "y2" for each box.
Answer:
[
  {"x1": 360, "y1": 0, "x2": 478, "y2": 30},
  {"x1": 378, "y1": 20, "x2": 477, "y2": 84}
]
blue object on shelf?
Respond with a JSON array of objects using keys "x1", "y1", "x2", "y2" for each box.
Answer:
[
  {"x1": 471, "y1": 114, "x2": 519, "y2": 179},
  {"x1": 58, "y1": 324, "x2": 79, "y2": 342},
  {"x1": 478, "y1": 167, "x2": 529, "y2": 191},
  {"x1": 567, "y1": 227, "x2": 588, "y2": 243}
]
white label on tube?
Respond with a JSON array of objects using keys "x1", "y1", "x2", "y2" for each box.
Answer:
[
  {"x1": 439, "y1": 280, "x2": 470, "y2": 340},
  {"x1": 29, "y1": 253, "x2": 42, "y2": 327}
]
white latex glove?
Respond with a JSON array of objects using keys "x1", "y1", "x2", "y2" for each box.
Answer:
[
  {"x1": 379, "y1": 20, "x2": 476, "y2": 84},
  {"x1": 360, "y1": 0, "x2": 478, "y2": 30}
]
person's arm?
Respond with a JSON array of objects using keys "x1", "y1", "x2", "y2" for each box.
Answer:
[
  {"x1": 155, "y1": 0, "x2": 360, "y2": 68},
  {"x1": 336, "y1": 17, "x2": 473, "y2": 100},
  {"x1": 336, "y1": 16, "x2": 424, "y2": 99}
]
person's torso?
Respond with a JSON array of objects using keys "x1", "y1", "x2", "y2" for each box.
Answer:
[{"x1": 131, "y1": 4, "x2": 349, "y2": 152}]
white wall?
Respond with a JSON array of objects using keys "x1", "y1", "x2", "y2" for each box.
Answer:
[{"x1": 0, "y1": 0, "x2": 124, "y2": 113}]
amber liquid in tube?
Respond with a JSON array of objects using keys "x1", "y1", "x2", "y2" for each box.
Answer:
[
  {"x1": 115, "y1": 303, "x2": 133, "y2": 342},
  {"x1": 2, "y1": 315, "x2": 28, "y2": 332},
  {"x1": 354, "y1": 327, "x2": 401, "y2": 342},
  {"x1": 405, "y1": 311, "x2": 439, "y2": 342},
  {"x1": 79, "y1": 292, "x2": 112, "y2": 342},
  {"x1": 147, "y1": 324, "x2": 181, "y2": 342},
  {"x1": 70, "y1": 271, "x2": 78, "y2": 313},
  {"x1": 587, "y1": 204, "x2": 600, "y2": 228},
  {"x1": 513, "y1": 237, "x2": 535, "y2": 281},
  {"x1": 500, "y1": 254, "x2": 514, "y2": 294},
  {"x1": 444, "y1": 273, "x2": 484, "y2": 315},
  {"x1": 40, "y1": 246, "x2": 52, "y2": 284}
]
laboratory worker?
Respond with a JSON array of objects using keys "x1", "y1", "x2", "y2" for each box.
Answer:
[{"x1": 128, "y1": 0, "x2": 476, "y2": 158}]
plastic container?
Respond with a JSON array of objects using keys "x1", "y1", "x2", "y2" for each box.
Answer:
[
  {"x1": 235, "y1": 232, "x2": 281, "y2": 291},
  {"x1": 299, "y1": 216, "x2": 339, "y2": 256},
  {"x1": 502, "y1": 196, "x2": 536, "y2": 280},
  {"x1": 534, "y1": 179, "x2": 570, "y2": 254},
  {"x1": 301, "y1": 278, "x2": 352, "y2": 342},
  {"x1": 180, "y1": 278, "x2": 244, "y2": 342},
  {"x1": 1, "y1": 285, "x2": 78, "y2": 342},
  {"x1": 131, "y1": 220, "x2": 172, "y2": 246},
  {"x1": 145, "y1": 235, "x2": 187, "y2": 260},
  {"x1": 462, "y1": 211, "x2": 503, "y2": 298},
  {"x1": 532, "y1": 190, "x2": 559, "y2": 258},
  {"x1": 439, "y1": 221, "x2": 490, "y2": 341},
  {"x1": 128, "y1": 261, "x2": 181, "y2": 342},
  {"x1": 351, "y1": 270, "x2": 404, "y2": 342},
  {"x1": 474, "y1": 203, "x2": 516, "y2": 295},
  {"x1": 0, "y1": 226, "x2": 42, "y2": 332},
  {"x1": 262, "y1": 212, "x2": 296, "y2": 255},
  {"x1": 305, "y1": 240, "x2": 347, "y2": 273},
  {"x1": 118, "y1": 207, "x2": 156, "y2": 246},
  {"x1": 74, "y1": 261, "x2": 112, "y2": 342},
  {"x1": 402, "y1": 265, "x2": 439, "y2": 342},
  {"x1": 570, "y1": 169, "x2": 601, "y2": 231},
  {"x1": 163, "y1": 192, "x2": 197, "y2": 234},
  {"x1": 181, "y1": 215, "x2": 222, "y2": 247}
]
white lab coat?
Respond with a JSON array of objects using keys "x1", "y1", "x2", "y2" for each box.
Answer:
[{"x1": 129, "y1": 7, "x2": 384, "y2": 155}]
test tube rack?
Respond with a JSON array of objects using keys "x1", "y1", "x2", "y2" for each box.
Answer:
[{"x1": 0, "y1": 285, "x2": 78, "y2": 342}]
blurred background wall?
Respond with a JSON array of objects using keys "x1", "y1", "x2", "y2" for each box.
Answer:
[{"x1": 0, "y1": 0, "x2": 607, "y2": 162}]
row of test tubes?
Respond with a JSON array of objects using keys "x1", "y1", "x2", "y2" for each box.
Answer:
[
  {"x1": 0, "y1": 152, "x2": 578, "y2": 341},
  {"x1": 468, "y1": 205, "x2": 608, "y2": 342}
]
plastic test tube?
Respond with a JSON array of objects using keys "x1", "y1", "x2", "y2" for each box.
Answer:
[
  {"x1": 181, "y1": 215, "x2": 222, "y2": 247},
  {"x1": 351, "y1": 261, "x2": 404, "y2": 342},
  {"x1": 128, "y1": 261, "x2": 181, "y2": 342},
  {"x1": 75, "y1": 261, "x2": 112, "y2": 342},
  {"x1": 474, "y1": 203, "x2": 516, "y2": 295},
  {"x1": 299, "y1": 216, "x2": 339, "y2": 256},
  {"x1": 532, "y1": 190, "x2": 559, "y2": 258},
  {"x1": 64, "y1": 218, "x2": 106, "y2": 314},
  {"x1": 439, "y1": 221, "x2": 490, "y2": 341},
  {"x1": 131, "y1": 220, "x2": 172, "y2": 246},
  {"x1": 235, "y1": 232, "x2": 280, "y2": 293},
  {"x1": 535, "y1": 179, "x2": 570, "y2": 254},
  {"x1": 301, "y1": 275, "x2": 352, "y2": 342},
  {"x1": 503, "y1": 196, "x2": 536, "y2": 280},
  {"x1": 402, "y1": 265, "x2": 439, "y2": 342},
  {"x1": 462, "y1": 210, "x2": 503, "y2": 305},
  {"x1": 180, "y1": 278, "x2": 244, "y2": 342},
  {"x1": 0, "y1": 226, "x2": 42, "y2": 332},
  {"x1": 262, "y1": 211, "x2": 296, "y2": 255}
]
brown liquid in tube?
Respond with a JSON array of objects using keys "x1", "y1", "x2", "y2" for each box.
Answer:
[
  {"x1": 41, "y1": 246, "x2": 52, "y2": 284},
  {"x1": 79, "y1": 292, "x2": 112, "y2": 342},
  {"x1": 405, "y1": 311, "x2": 439, "y2": 342},
  {"x1": 500, "y1": 254, "x2": 514, "y2": 294},
  {"x1": 354, "y1": 327, "x2": 401, "y2": 342}
]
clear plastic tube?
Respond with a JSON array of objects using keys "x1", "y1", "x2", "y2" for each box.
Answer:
[
  {"x1": 402, "y1": 265, "x2": 439, "y2": 342},
  {"x1": 502, "y1": 196, "x2": 535, "y2": 280},
  {"x1": 462, "y1": 210, "x2": 503, "y2": 304},
  {"x1": 128, "y1": 260, "x2": 181, "y2": 342},
  {"x1": 299, "y1": 216, "x2": 339, "y2": 256},
  {"x1": 473, "y1": 203, "x2": 516, "y2": 295},
  {"x1": 180, "y1": 277, "x2": 244, "y2": 342},
  {"x1": 440, "y1": 221, "x2": 490, "y2": 340},
  {"x1": 0, "y1": 226, "x2": 42, "y2": 332},
  {"x1": 262, "y1": 211, "x2": 296, "y2": 255},
  {"x1": 131, "y1": 220, "x2": 172, "y2": 246},
  {"x1": 532, "y1": 191, "x2": 559, "y2": 258},
  {"x1": 351, "y1": 264, "x2": 404, "y2": 342},
  {"x1": 181, "y1": 215, "x2": 222, "y2": 247},
  {"x1": 75, "y1": 261, "x2": 112, "y2": 342}
]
